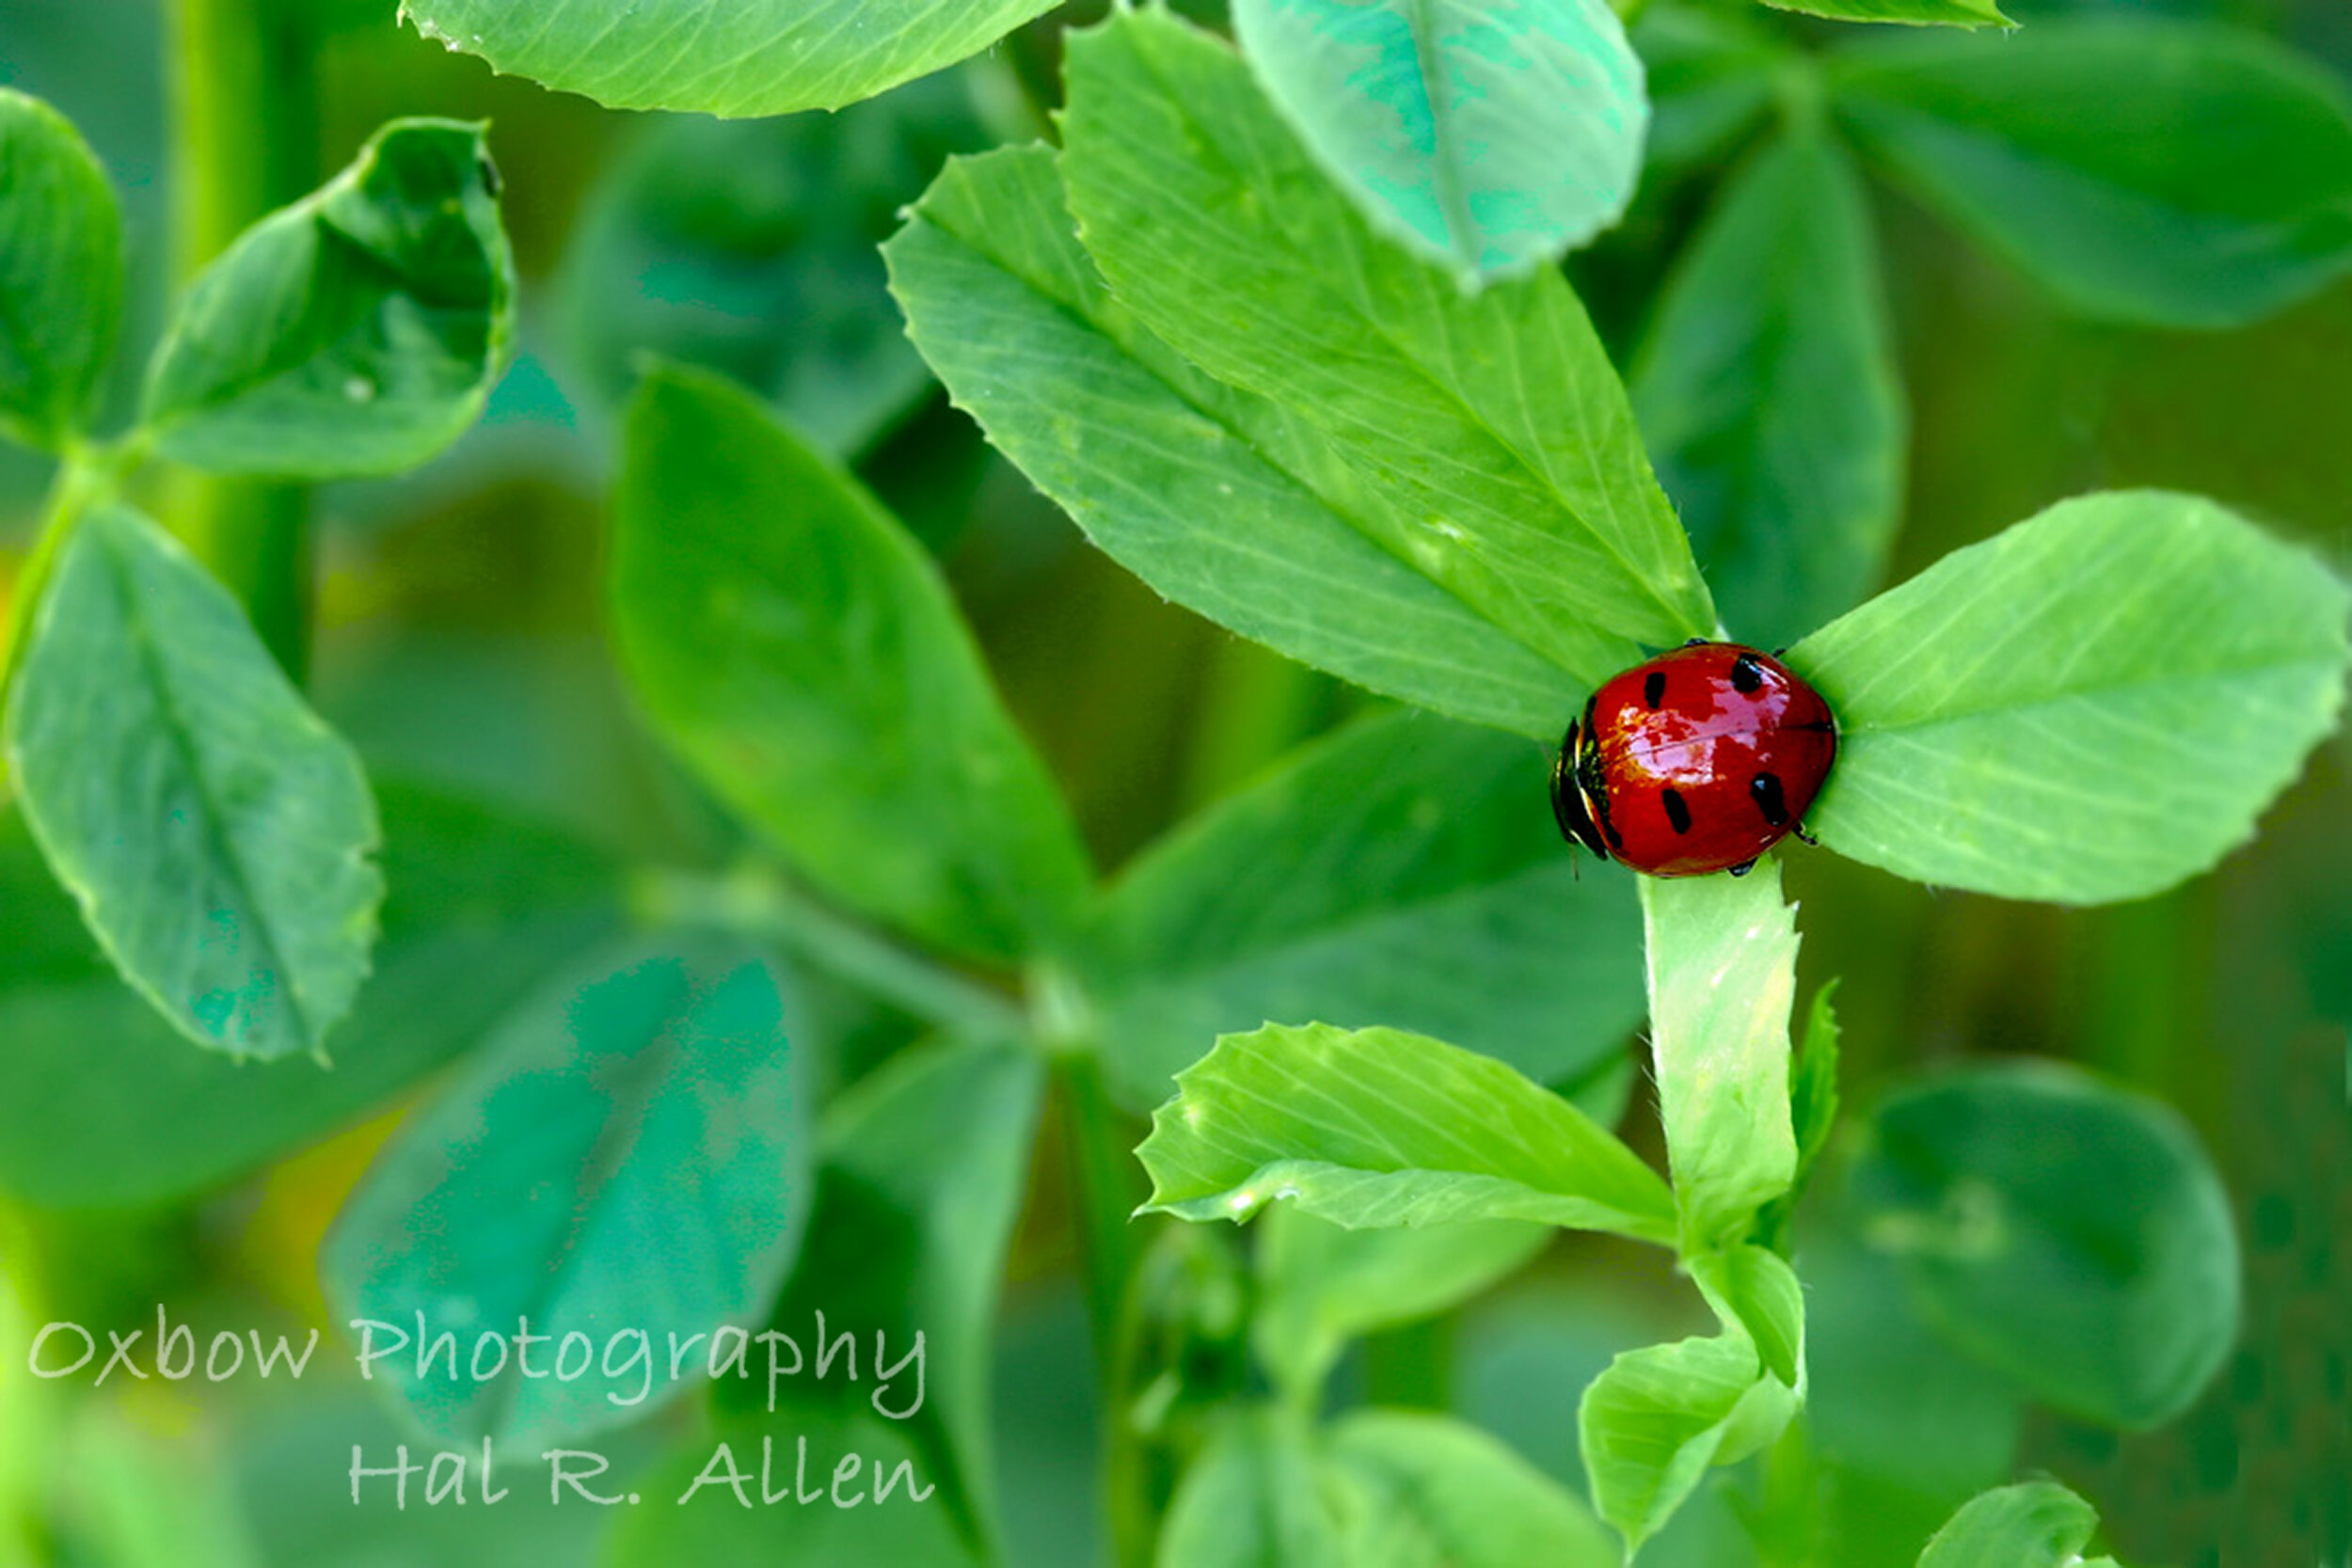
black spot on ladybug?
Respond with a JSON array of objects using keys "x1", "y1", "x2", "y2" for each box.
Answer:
[
  {"x1": 1661, "y1": 788, "x2": 1692, "y2": 835},
  {"x1": 1727, "y1": 859, "x2": 1757, "y2": 878},
  {"x1": 1643, "y1": 672, "x2": 1665, "y2": 709},
  {"x1": 1730, "y1": 654, "x2": 1764, "y2": 694},
  {"x1": 1603, "y1": 820, "x2": 1625, "y2": 851},
  {"x1": 1683, "y1": 638, "x2": 1708, "y2": 648},
  {"x1": 1751, "y1": 771, "x2": 1788, "y2": 827}
]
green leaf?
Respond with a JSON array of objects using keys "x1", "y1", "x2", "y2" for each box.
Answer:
[
  {"x1": 1324, "y1": 1410, "x2": 1619, "y2": 1567},
  {"x1": 1917, "y1": 1480, "x2": 2103, "y2": 1568},
  {"x1": 1083, "y1": 709, "x2": 1644, "y2": 1110},
  {"x1": 611, "y1": 363, "x2": 1089, "y2": 964},
  {"x1": 1577, "y1": 1330, "x2": 1789, "y2": 1556},
  {"x1": 1254, "y1": 1208, "x2": 1549, "y2": 1401},
  {"x1": 0, "y1": 90, "x2": 122, "y2": 451},
  {"x1": 710, "y1": 1037, "x2": 1042, "y2": 1553},
  {"x1": 1688, "y1": 1243, "x2": 1804, "y2": 1390},
  {"x1": 1161, "y1": 1409, "x2": 1348, "y2": 1568},
  {"x1": 1136, "y1": 1022, "x2": 1677, "y2": 1243},
  {"x1": 1640, "y1": 860, "x2": 1800, "y2": 1249},
  {"x1": 1231, "y1": 0, "x2": 1646, "y2": 286},
  {"x1": 1635, "y1": 8, "x2": 1785, "y2": 181},
  {"x1": 0, "y1": 784, "x2": 625, "y2": 1208},
  {"x1": 886, "y1": 146, "x2": 1597, "y2": 737},
  {"x1": 610, "y1": 1405, "x2": 982, "y2": 1568},
  {"x1": 1632, "y1": 130, "x2": 1905, "y2": 649},
  {"x1": 558, "y1": 75, "x2": 989, "y2": 457},
  {"x1": 1794, "y1": 490, "x2": 2350, "y2": 905},
  {"x1": 1763, "y1": 0, "x2": 2009, "y2": 28},
  {"x1": 323, "y1": 935, "x2": 810, "y2": 1450},
  {"x1": 1058, "y1": 9, "x2": 1714, "y2": 657},
  {"x1": 399, "y1": 0, "x2": 1054, "y2": 116},
  {"x1": 1851, "y1": 1060, "x2": 2240, "y2": 1429},
  {"x1": 3, "y1": 504, "x2": 379, "y2": 1060},
  {"x1": 1790, "y1": 982, "x2": 1842, "y2": 1186},
  {"x1": 1831, "y1": 19, "x2": 2352, "y2": 326},
  {"x1": 142, "y1": 119, "x2": 513, "y2": 478}
]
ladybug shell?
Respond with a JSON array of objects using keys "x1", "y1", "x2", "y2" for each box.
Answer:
[{"x1": 1556, "y1": 642, "x2": 1836, "y2": 878}]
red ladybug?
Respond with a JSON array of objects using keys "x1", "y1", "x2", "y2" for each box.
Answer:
[{"x1": 1551, "y1": 641, "x2": 1836, "y2": 878}]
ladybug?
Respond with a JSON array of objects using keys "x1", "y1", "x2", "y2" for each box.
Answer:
[{"x1": 1551, "y1": 641, "x2": 1836, "y2": 878}]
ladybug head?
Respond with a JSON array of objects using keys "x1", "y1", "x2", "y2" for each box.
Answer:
[{"x1": 1550, "y1": 721, "x2": 1610, "y2": 862}]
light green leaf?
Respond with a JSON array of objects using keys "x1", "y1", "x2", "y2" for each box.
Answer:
[
  {"x1": 0, "y1": 784, "x2": 624, "y2": 1207},
  {"x1": 1640, "y1": 860, "x2": 1799, "y2": 1249},
  {"x1": 558, "y1": 75, "x2": 989, "y2": 457},
  {"x1": 1633, "y1": 130, "x2": 1905, "y2": 649},
  {"x1": 1254, "y1": 1208, "x2": 1549, "y2": 1401},
  {"x1": 1791, "y1": 982, "x2": 1842, "y2": 1186},
  {"x1": 1232, "y1": 0, "x2": 1646, "y2": 286},
  {"x1": 1794, "y1": 490, "x2": 2350, "y2": 905},
  {"x1": 2, "y1": 504, "x2": 379, "y2": 1060},
  {"x1": 885, "y1": 146, "x2": 1599, "y2": 736},
  {"x1": 709, "y1": 1037, "x2": 1042, "y2": 1553},
  {"x1": 1059, "y1": 9, "x2": 1714, "y2": 657},
  {"x1": 1918, "y1": 1480, "x2": 2102, "y2": 1568},
  {"x1": 143, "y1": 119, "x2": 513, "y2": 478},
  {"x1": 399, "y1": 0, "x2": 1055, "y2": 116},
  {"x1": 0, "y1": 90, "x2": 121, "y2": 451},
  {"x1": 1325, "y1": 1410, "x2": 1619, "y2": 1567},
  {"x1": 611, "y1": 363, "x2": 1089, "y2": 964},
  {"x1": 1577, "y1": 1330, "x2": 1787, "y2": 1556},
  {"x1": 1852, "y1": 1060, "x2": 2239, "y2": 1429},
  {"x1": 1763, "y1": 0, "x2": 2008, "y2": 28},
  {"x1": 1161, "y1": 1409, "x2": 1348, "y2": 1568},
  {"x1": 1083, "y1": 709, "x2": 1643, "y2": 1110},
  {"x1": 1136, "y1": 1022, "x2": 1677, "y2": 1243},
  {"x1": 1832, "y1": 19, "x2": 2352, "y2": 326},
  {"x1": 1689, "y1": 1243, "x2": 1804, "y2": 1390},
  {"x1": 324, "y1": 935, "x2": 810, "y2": 1450}
]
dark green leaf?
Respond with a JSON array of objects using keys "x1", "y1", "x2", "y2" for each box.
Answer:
[
  {"x1": 1254, "y1": 1209, "x2": 1549, "y2": 1401},
  {"x1": 399, "y1": 0, "x2": 1056, "y2": 116},
  {"x1": 0, "y1": 89, "x2": 121, "y2": 451},
  {"x1": 142, "y1": 119, "x2": 514, "y2": 478},
  {"x1": 1640, "y1": 860, "x2": 1800, "y2": 1249},
  {"x1": 323, "y1": 936, "x2": 810, "y2": 1449},
  {"x1": 1852, "y1": 1061, "x2": 2239, "y2": 1428},
  {"x1": 710, "y1": 1037, "x2": 1042, "y2": 1552},
  {"x1": 1082, "y1": 709, "x2": 1642, "y2": 1110},
  {"x1": 611, "y1": 363, "x2": 1089, "y2": 964},
  {"x1": 0, "y1": 784, "x2": 625, "y2": 1208},
  {"x1": 1917, "y1": 1480, "x2": 2103, "y2": 1568},
  {"x1": 886, "y1": 146, "x2": 1591, "y2": 737},
  {"x1": 1832, "y1": 19, "x2": 2352, "y2": 325},
  {"x1": 1633, "y1": 130, "x2": 1905, "y2": 649},
  {"x1": 1325, "y1": 1410, "x2": 1619, "y2": 1566},
  {"x1": 1635, "y1": 7, "x2": 1785, "y2": 181},
  {"x1": 1232, "y1": 0, "x2": 1646, "y2": 285},
  {"x1": 610, "y1": 1404, "x2": 982, "y2": 1568},
  {"x1": 1058, "y1": 9, "x2": 1714, "y2": 657},
  {"x1": 1137, "y1": 1022, "x2": 1677, "y2": 1243},
  {"x1": 1795, "y1": 490, "x2": 2350, "y2": 904},
  {"x1": 3, "y1": 503, "x2": 380, "y2": 1060},
  {"x1": 558, "y1": 77, "x2": 989, "y2": 456}
]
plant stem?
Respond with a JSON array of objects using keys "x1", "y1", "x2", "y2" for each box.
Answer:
[
  {"x1": 166, "y1": 0, "x2": 318, "y2": 678},
  {"x1": 641, "y1": 865, "x2": 1031, "y2": 1041}
]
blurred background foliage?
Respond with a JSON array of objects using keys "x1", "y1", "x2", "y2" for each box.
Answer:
[{"x1": 0, "y1": 0, "x2": 2347, "y2": 1564}]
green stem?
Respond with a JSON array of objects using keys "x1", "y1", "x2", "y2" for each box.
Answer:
[
  {"x1": 1055, "y1": 1050, "x2": 1154, "y2": 1568},
  {"x1": 166, "y1": 0, "x2": 318, "y2": 678},
  {"x1": 638, "y1": 865, "x2": 1030, "y2": 1041}
]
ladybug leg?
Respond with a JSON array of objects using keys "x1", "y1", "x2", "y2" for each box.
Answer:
[
  {"x1": 1790, "y1": 820, "x2": 1819, "y2": 847},
  {"x1": 1684, "y1": 637, "x2": 1709, "y2": 648},
  {"x1": 1726, "y1": 858, "x2": 1757, "y2": 878}
]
